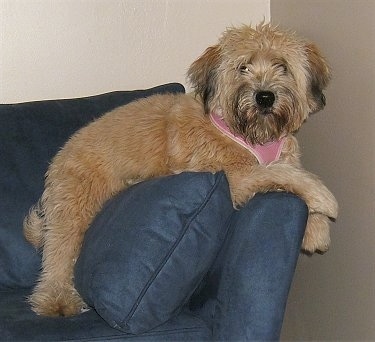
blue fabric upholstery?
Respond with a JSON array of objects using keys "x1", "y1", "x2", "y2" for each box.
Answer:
[
  {"x1": 0, "y1": 289, "x2": 211, "y2": 341},
  {"x1": 0, "y1": 85, "x2": 308, "y2": 341},
  {"x1": 190, "y1": 192, "x2": 307, "y2": 340},
  {"x1": 75, "y1": 172, "x2": 234, "y2": 334}
]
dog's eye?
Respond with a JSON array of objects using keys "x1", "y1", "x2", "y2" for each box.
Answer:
[{"x1": 239, "y1": 65, "x2": 250, "y2": 74}]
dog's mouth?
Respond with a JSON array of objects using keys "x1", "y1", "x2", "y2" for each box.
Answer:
[
  {"x1": 230, "y1": 88, "x2": 298, "y2": 144},
  {"x1": 257, "y1": 107, "x2": 274, "y2": 116},
  {"x1": 250, "y1": 114, "x2": 289, "y2": 145},
  {"x1": 231, "y1": 105, "x2": 290, "y2": 145}
]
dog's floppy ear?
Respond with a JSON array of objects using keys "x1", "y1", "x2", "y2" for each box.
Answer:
[
  {"x1": 187, "y1": 45, "x2": 222, "y2": 114},
  {"x1": 305, "y1": 43, "x2": 331, "y2": 113}
]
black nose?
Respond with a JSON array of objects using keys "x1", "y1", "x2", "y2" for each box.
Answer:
[{"x1": 255, "y1": 91, "x2": 275, "y2": 108}]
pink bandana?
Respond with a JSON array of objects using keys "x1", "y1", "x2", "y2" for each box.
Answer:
[{"x1": 209, "y1": 111, "x2": 285, "y2": 165}]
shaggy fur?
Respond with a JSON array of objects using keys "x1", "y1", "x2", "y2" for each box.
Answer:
[{"x1": 24, "y1": 23, "x2": 338, "y2": 317}]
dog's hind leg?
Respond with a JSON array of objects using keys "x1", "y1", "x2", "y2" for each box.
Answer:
[{"x1": 28, "y1": 165, "x2": 124, "y2": 316}]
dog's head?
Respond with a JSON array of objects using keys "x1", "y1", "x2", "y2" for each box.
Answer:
[{"x1": 187, "y1": 23, "x2": 331, "y2": 144}]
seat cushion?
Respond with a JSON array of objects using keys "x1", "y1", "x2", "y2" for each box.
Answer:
[
  {"x1": 0, "y1": 288, "x2": 211, "y2": 341},
  {"x1": 75, "y1": 171, "x2": 234, "y2": 334},
  {"x1": 0, "y1": 83, "x2": 185, "y2": 289}
]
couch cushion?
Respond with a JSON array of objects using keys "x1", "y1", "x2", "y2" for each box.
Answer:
[
  {"x1": 0, "y1": 288, "x2": 211, "y2": 341},
  {"x1": 0, "y1": 83, "x2": 185, "y2": 289},
  {"x1": 75, "y1": 171, "x2": 234, "y2": 334}
]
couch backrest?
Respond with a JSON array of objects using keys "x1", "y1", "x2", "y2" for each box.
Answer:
[{"x1": 0, "y1": 83, "x2": 185, "y2": 289}]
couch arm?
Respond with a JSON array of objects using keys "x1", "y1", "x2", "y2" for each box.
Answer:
[{"x1": 190, "y1": 192, "x2": 308, "y2": 340}]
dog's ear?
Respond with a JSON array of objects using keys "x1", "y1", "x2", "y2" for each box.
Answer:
[
  {"x1": 187, "y1": 45, "x2": 222, "y2": 114},
  {"x1": 305, "y1": 43, "x2": 331, "y2": 113}
]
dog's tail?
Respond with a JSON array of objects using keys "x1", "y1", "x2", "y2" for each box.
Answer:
[{"x1": 23, "y1": 200, "x2": 45, "y2": 249}]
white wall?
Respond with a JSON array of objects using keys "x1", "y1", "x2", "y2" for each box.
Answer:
[{"x1": 0, "y1": 0, "x2": 270, "y2": 103}]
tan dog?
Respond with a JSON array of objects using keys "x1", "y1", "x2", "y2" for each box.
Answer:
[{"x1": 24, "y1": 23, "x2": 338, "y2": 317}]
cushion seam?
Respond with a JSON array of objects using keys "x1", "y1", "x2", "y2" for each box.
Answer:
[{"x1": 122, "y1": 172, "x2": 225, "y2": 327}]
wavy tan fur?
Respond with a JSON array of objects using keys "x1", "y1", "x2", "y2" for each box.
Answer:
[{"x1": 24, "y1": 23, "x2": 338, "y2": 317}]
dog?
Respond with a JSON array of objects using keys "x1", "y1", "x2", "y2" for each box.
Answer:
[{"x1": 24, "y1": 23, "x2": 338, "y2": 317}]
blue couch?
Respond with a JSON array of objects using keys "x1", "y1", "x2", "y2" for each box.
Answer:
[{"x1": 0, "y1": 83, "x2": 308, "y2": 341}]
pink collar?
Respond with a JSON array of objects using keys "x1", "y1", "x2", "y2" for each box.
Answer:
[{"x1": 209, "y1": 111, "x2": 285, "y2": 165}]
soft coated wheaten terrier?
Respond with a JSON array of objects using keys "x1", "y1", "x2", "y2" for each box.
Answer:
[{"x1": 24, "y1": 23, "x2": 338, "y2": 317}]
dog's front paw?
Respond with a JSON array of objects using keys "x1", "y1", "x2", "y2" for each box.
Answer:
[
  {"x1": 29, "y1": 284, "x2": 87, "y2": 317},
  {"x1": 301, "y1": 213, "x2": 331, "y2": 254},
  {"x1": 232, "y1": 191, "x2": 256, "y2": 209},
  {"x1": 306, "y1": 186, "x2": 338, "y2": 221},
  {"x1": 321, "y1": 189, "x2": 339, "y2": 220}
]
